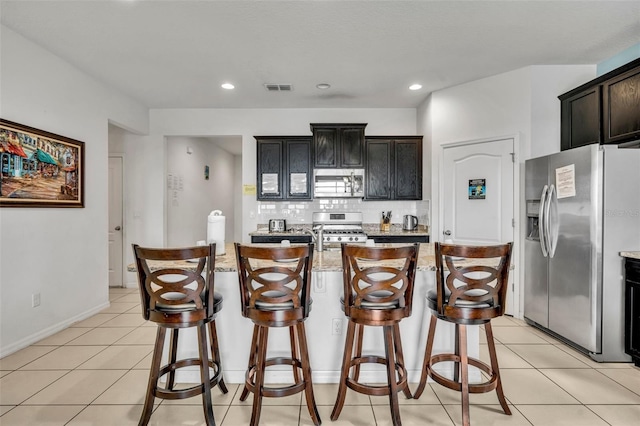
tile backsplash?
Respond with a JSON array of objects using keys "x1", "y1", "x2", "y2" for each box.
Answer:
[{"x1": 257, "y1": 199, "x2": 430, "y2": 227}]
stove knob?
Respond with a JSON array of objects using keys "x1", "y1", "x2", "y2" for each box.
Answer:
[
  {"x1": 349, "y1": 237, "x2": 354, "y2": 241},
  {"x1": 337, "y1": 237, "x2": 342, "y2": 241}
]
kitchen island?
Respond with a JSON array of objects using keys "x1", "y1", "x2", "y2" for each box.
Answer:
[{"x1": 127, "y1": 242, "x2": 479, "y2": 384}]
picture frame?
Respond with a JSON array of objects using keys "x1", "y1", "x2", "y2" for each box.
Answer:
[{"x1": 0, "y1": 119, "x2": 85, "y2": 207}]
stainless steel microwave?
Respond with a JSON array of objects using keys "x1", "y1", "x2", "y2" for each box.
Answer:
[{"x1": 313, "y1": 169, "x2": 364, "y2": 198}]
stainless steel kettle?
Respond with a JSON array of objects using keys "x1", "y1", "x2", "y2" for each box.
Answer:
[{"x1": 402, "y1": 215, "x2": 418, "y2": 231}]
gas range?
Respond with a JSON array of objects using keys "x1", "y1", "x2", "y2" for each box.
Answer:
[{"x1": 312, "y1": 212, "x2": 367, "y2": 243}]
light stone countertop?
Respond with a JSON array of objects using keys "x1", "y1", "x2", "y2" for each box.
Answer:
[
  {"x1": 128, "y1": 242, "x2": 505, "y2": 273},
  {"x1": 621, "y1": 251, "x2": 640, "y2": 260},
  {"x1": 249, "y1": 223, "x2": 429, "y2": 237}
]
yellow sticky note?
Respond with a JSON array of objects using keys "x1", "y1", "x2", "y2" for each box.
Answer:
[{"x1": 243, "y1": 185, "x2": 256, "y2": 195}]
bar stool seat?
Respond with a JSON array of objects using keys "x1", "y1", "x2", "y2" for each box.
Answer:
[
  {"x1": 332, "y1": 243, "x2": 419, "y2": 426},
  {"x1": 235, "y1": 243, "x2": 321, "y2": 426},
  {"x1": 132, "y1": 243, "x2": 227, "y2": 426},
  {"x1": 414, "y1": 242, "x2": 513, "y2": 426}
]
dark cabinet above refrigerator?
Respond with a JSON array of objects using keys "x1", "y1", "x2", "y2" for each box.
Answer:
[{"x1": 559, "y1": 57, "x2": 640, "y2": 151}]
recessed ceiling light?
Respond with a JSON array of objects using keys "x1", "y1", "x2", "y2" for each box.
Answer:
[
  {"x1": 409, "y1": 84, "x2": 422, "y2": 91},
  {"x1": 221, "y1": 83, "x2": 235, "y2": 90},
  {"x1": 316, "y1": 83, "x2": 331, "y2": 90}
]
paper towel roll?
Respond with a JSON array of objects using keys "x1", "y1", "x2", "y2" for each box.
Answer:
[{"x1": 207, "y1": 210, "x2": 226, "y2": 255}]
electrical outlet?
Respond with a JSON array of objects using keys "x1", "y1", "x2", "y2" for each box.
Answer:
[
  {"x1": 314, "y1": 276, "x2": 325, "y2": 293},
  {"x1": 332, "y1": 318, "x2": 343, "y2": 335},
  {"x1": 32, "y1": 293, "x2": 41, "y2": 308}
]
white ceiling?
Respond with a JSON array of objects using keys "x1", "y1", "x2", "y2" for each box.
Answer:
[{"x1": 1, "y1": 0, "x2": 639, "y2": 110}]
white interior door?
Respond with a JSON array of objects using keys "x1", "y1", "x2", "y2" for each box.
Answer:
[
  {"x1": 441, "y1": 137, "x2": 515, "y2": 313},
  {"x1": 109, "y1": 156, "x2": 124, "y2": 287}
]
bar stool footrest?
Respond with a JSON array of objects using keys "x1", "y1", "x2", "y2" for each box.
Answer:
[
  {"x1": 244, "y1": 356, "x2": 307, "y2": 398},
  {"x1": 345, "y1": 355, "x2": 409, "y2": 397},
  {"x1": 428, "y1": 353, "x2": 498, "y2": 394},
  {"x1": 155, "y1": 358, "x2": 224, "y2": 400}
]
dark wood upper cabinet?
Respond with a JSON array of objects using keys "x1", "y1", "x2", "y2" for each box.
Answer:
[
  {"x1": 603, "y1": 66, "x2": 640, "y2": 145},
  {"x1": 364, "y1": 139, "x2": 392, "y2": 199},
  {"x1": 311, "y1": 123, "x2": 366, "y2": 168},
  {"x1": 256, "y1": 139, "x2": 283, "y2": 200},
  {"x1": 559, "y1": 58, "x2": 640, "y2": 151},
  {"x1": 255, "y1": 136, "x2": 312, "y2": 201},
  {"x1": 560, "y1": 86, "x2": 601, "y2": 151},
  {"x1": 364, "y1": 136, "x2": 422, "y2": 201},
  {"x1": 394, "y1": 138, "x2": 422, "y2": 200}
]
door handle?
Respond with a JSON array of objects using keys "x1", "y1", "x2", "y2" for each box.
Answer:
[
  {"x1": 115, "y1": 226, "x2": 121, "y2": 231},
  {"x1": 443, "y1": 230, "x2": 451, "y2": 236},
  {"x1": 539, "y1": 185, "x2": 549, "y2": 257}
]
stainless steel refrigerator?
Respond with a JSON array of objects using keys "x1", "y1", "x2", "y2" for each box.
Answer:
[{"x1": 524, "y1": 144, "x2": 640, "y2": 362}]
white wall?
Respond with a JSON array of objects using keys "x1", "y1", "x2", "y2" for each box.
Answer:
[
  {"x1": 108, "y1": 125, "x2": 166, "y2": 287},
  {"x1": 0, "y1": 26, "x2": 149, "y2": 356},
  {"x1": 166, "y1": 136, "x2": 237, "y2": 247},
  {"x1": 147, "y1": 109, "x2": 419, "y2": 244},
  {"x1": 419, "y1": 64, "x2": 596, "y2": 318}
]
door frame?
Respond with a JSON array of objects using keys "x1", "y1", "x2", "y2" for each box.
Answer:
[
  {"x1": 108, "y1": 154, "x2": 126, "y2": 288},
  {"x1": 438, "y1": 134, "x2": 522, "y2": 318}
]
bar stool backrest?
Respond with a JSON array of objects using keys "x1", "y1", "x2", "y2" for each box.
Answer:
[
  {"x1": 235, "y1": 243, "x2": 314, "y2": 320},
  {"x1": 341, "y1": 243, "x2": 419, "y2": 319},
  {"x1": 132, "y1": 243, "x2": 216, "y2": 324},
  {"x1": 435, "y1": 242, "x2": 513, "y2": 321}
]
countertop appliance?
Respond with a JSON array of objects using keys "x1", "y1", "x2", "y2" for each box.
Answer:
[
  {"x1": 313, "y1": 169, "x2": 364, "y2": 198},
  {"x1": 268, "y1": 219, "x2": 286, "y2": 232},
  {"x1": 403, "y1": 215, "x2": 418, "y2": 231},
  {"x1": 312, "y1": 211, "x2": 367, "y2": 243},
  {"x1": 524, "y1": 144, "x2": 640, "y2": 362}
]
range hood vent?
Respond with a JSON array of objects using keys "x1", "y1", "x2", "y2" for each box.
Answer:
[{"x1": 264, "y1": 84, "x2": 293, "y2": 92}]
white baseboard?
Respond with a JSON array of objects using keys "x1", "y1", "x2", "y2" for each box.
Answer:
[{"x1": 0, "y1": 301, "x2": 110, "y2": 358}]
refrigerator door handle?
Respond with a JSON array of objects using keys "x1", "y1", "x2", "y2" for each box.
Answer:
[
  {"x1": 546, "y1": 184, "x2": 559, "y2": 258},
  {"x1": 539, "y1": 185, "x2": 549, "y2": 257}
]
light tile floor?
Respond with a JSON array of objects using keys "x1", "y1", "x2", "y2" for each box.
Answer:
[{"x1": 1, "y1": 287, "x2": 640, "y2": 425}]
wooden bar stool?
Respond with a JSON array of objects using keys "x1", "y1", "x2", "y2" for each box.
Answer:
[
  {"x1": 414, "y1": 242, "x2": 513, "y2": 426},
  {"x1": 132, "y1": 243, "x2": 227, "y2": 426},
  {"x1": 332, "y1": 243, "x2": 419, "y2": 426},
  {"x1": 235, "y1": 243, "x2": 321, "y2": 426}
]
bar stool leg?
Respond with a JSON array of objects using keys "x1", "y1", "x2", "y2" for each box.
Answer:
[
  {"x1": 458, "y1": 324, "x2": 470, "y2": 426},
  {"x1": 352, "y1": 323, "x2": 364, "y2": 381},
  {"x1": 196, "y1": 323, "x2": 215, "y2": 426},
  {"x1": 383, "y1": 325, "x2": 401, "y2": 426},
  {"x1": 454, "y1": 325, "x2": 461, "y2": 383},
  {"x1": 485, "y1": 322, "x2": 511, "y2": 415},
  {"x1": 414, "y1": 314, "x2": 437, "y2": 399},
  {"x1": 289, "y1": 325, "x2": 301, "y2": 384},
  {"x1": 208, "y1": 320, "x2": 228, "y2": 394},
  {"x1": 250, "y1": 326, "x2": 269, "y2": 426},
  {"x1": 240, "y1": 325, "x2": 260, "y2": 401},
  {"x1": 166, "y1": 329, "x2": 179, "y2": 390},
  {"x1": 331, "y1": 318, "x2": 357, "y2": 421},
  {"x1": 296, "y1": 322, "x2": 321, "y2": 425},
  {"x1": 139, "y1": 327, "x2": 166, "y2": 426},
  {"x1": 392, "y1": 323, "x2": 412, "y2": 399}
]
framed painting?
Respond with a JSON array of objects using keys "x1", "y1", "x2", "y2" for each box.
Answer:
[{"x1": 0, "y1": 119, "x2": 85, "y2": 207}]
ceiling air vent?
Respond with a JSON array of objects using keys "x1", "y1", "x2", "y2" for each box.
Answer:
[{"x1": 264, "y1": 84, "x2": 293, "y2": 92}]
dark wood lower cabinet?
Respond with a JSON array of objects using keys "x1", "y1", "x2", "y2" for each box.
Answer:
[
  {"x1": 625, "y1": 257, "x2": 640, "y2": 366},
  {"x1": 369, "y1": 235, "x2": 429, "y2": 244},
  {"x1": 251, "y1": 235, "x2": 312, "y2": 244}
]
